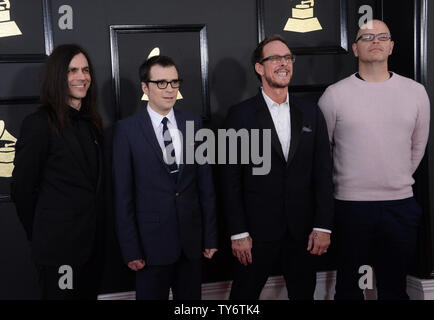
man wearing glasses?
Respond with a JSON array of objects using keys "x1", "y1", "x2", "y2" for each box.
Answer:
[
  {"x1": 112, "y1": 55, "x2": 217, "y2": 300},
  {"x1": 220, "y1": 34, "x2": 334, "y2": 300},
  {"x1": 319, "y1": 20, "x2": 430, "y2": 300}
]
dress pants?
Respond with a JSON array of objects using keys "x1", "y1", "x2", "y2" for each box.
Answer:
[
  {"x1": 334, "y1": 197, "x2": 422, "y2": 300},
  {"x1": 230, "y1": 231, "x2": 317, "y2": 300},
  {"x1": 135, "y1": 252, "x2": 202, "y2": 300}
]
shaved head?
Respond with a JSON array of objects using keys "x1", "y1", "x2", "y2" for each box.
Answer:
[{"x1": 352, "y1": 18, "x2": 394, "y2": 68}]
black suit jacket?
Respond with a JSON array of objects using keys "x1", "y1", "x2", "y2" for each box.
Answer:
[
  {"x1": 112, "y1": 108, "x2": 217, "y2": 266},
  {"x1": 11, "y1": 108, "x2": 104, "y2": 266},
  {"x1": 220, "y1": 91, "x2": 334, "y2": 243}
]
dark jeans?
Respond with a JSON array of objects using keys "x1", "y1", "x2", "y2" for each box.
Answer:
[{"x1": 334, "y1": 197, "x2": 422, "y2": 300}]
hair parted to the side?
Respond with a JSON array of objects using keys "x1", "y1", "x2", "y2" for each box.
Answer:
[
  {"x1": 139, "y1": 55, "x2": 179, "y2": 83},
  {"x1": 251, "y1": 34, "x2": 290, "y2": 81},
  {"x1": 39, "y1": 44, "x2": 102, "y2": 134}
]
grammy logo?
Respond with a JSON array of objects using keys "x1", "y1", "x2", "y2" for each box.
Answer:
[
  {"x1": 0, "y1": 120, "x2": 17, "y2": 178},
  {"x1": 0, "y1": 0, "x2": 22, "y2": 38},
  {"x1": 283, "y1": 0, "x2": 322, "y2": 33},
  {"x1": 142, "y1": 47, "x2": 183, "y2": 101}
]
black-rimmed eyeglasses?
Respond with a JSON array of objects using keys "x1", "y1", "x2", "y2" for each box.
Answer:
[
  {"x1": 355, "y1": 33, "x2": 392, "y2": 42},
  {"x1": 260, "y1": 54, "x2": 296, "y2": 65},
  {"x1": 147, "y1": 79, "x2": 183, "y2": 89}
]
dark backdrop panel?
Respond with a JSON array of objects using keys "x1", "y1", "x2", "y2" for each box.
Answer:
[
  {"x1": 47, "y1": 0, "x2": 260, "y2": 127},
  {"x1": 261, "y1": 0, "x2": 343, "y2": 52},
  {"x1": 0, "y1": 64, "x2": 44, "y2": 99},
  {"x1": 116, "y1": 29, "x2": 204, "y2": 119},
  {"x1": 0, "y1": 0, "x2": 45, "y2": 55}
]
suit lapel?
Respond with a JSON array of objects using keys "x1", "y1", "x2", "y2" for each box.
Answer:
[
  {"x1": 174, "y1": 109, "x2": 186, "y2": 183},
  {"x1": 255, "y1": 93, "x2": 286, "y2": 162},
  {"x1": 137, "y1": 109, "x2": 168, "y2": 169},
  {"x1": 287, "y1": 94, "x2": 303, "y2": 166}
]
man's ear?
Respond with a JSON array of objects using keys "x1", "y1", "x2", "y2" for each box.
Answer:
[
  {"x1": 141, "y1": 82, "x2": 149, "y2": 95},
  {"x1": 254, "y1": 62, "x2": 264, "y2": 77},
  {"x1": 389, "y1": 40, "x2": 395, "y2": 56},
  {"x1": 352, "y1": 42, "x2": 359, "y2": 58}
]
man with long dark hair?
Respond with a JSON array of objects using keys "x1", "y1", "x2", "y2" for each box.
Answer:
[{"x1": 12, "y1": 44, "x2": 104, "y2": 300}]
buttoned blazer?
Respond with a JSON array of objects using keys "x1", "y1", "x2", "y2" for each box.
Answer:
[{"x1": 112, "y1": 108, "x2": 217, "y2": 265}]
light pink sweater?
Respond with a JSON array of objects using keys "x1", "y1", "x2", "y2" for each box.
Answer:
[{"x1": 318, "y1": 73, "x2": 430, "y2": 201}]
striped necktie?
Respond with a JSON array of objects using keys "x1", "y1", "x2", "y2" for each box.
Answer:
[{"x1": 161, "y1": 117, "x2": 178, "y2": 182}]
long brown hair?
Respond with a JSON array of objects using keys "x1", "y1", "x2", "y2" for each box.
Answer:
[{"x1": 40, "y1": 44, "x2": 102, "y2": 134}]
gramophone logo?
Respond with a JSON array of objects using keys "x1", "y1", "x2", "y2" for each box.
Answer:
[
  {"x1": 0, "y1": 120, "x2": 17, "y2": 178},
  {"x1": 0, "y1": 0, "x2": 22, "y2": 38},
  {"x1": 284, "y1": 0, "x2": 322, "y2": 33},
  {"x1": 142, "y1": 47, "x2": 183, "y2": 101}
]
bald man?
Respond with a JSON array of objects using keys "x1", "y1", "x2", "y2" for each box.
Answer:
[{"x1": 318, "y1": 20, "x2": 430, "y2": 300}]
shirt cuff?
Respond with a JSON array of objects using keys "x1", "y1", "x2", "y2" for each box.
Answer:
[
  {"x1": 313, "y1": 228, "x2": 332, "y2": 234},
  {"x1": 231, "y1": 232, "x2": 250, "y2": 240}
]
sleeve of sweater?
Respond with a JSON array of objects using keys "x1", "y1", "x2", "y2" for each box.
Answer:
[
  {"x1": 411, "y1": 84, "x2": 430, "y2": 173},
  {"x1": 318, "y1": 86, "x2": 337, "y2": 145}
]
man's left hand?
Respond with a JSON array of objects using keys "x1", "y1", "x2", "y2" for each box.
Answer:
[
  {"x1": 203, "y1": 248, "x2": 218, "y2": 259},
  {"x1": 307, "y1": 231, "x2": 330, "y2": 255}
]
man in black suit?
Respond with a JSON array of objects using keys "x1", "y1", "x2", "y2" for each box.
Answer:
[
  {"x1": 112, "y1": 55, "x2": 217, "y2": 300},
  {"x1": 12, "y1": 44, "x2": 104, "y2": 300},
  {"x1": 220, "y1": 34, "x2": 334, "y2": 300}
]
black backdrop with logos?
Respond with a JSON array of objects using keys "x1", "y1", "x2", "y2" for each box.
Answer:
[{"x1": 0, "y1": 0, "x2": 433, "y2": 298}]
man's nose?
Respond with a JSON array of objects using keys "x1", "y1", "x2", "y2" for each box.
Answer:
[
  {"x1": 75, "y1": 71, "x2": 87, "y2": 80},
  {"x1": 279, "y1": 59, "x2": 289, "y2": 66},
  {"x1": 166, "y1": 83, "x2": 176, "y2": 91},
  {"x1": 372, "y1": 35, "x2": 381, "y2": 43}
]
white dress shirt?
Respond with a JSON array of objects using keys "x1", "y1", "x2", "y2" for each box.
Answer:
[
  {"x1": 262, "y1": 89, "x2": 291, "y2": 160},
  {"x1": 147, "y1": 104, "x2": 182, "y2": 166},
  {"x1": 231, "y1": 90, "x2": 330, "y2": 241}
]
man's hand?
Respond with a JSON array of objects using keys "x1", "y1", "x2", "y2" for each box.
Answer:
[
  {"x1": 127, "y1": 259, "x2": 146, "y2": 271},
  {"x1": 231, "y1": 236, "x2": 253, "y2": 266},
  {"x1": 203, "y1": 248, "x2": 218, "y2": 259},
  {"x1": 307, "y1": 231, "x2": 330, "y2": 255}
]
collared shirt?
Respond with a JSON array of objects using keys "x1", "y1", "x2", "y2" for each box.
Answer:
[
  {"x1": 147, "y1": 104, "x2": 182, "y2": 166},
  {"x1": 261, "y1": 89, "x2": 291, "y2": 161}
]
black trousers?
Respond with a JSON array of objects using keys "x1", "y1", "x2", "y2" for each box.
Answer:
[
  {"x1": 334, "y1": 197, "x2": 422, "y2": 300},
  {"x1": 36, "y1": 254, "x2": 100, "y2": 300},
  {"x1": 135, "y1": 252, "x2": 202, "y2": 300},
  {"x1": 230, "y1": 232, "x2": 317, "y2": 300}
]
